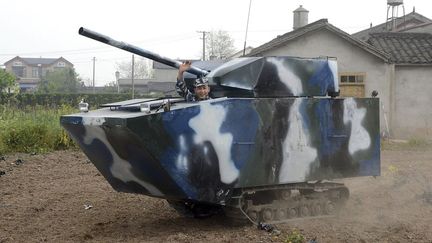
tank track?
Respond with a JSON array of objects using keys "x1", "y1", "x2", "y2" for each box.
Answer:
[
  {"x1": 223, "y1": 181, "x2": 349, "y2": 225},
  {"x1": 167, "y1": 199, "x2": 222, "y2": 218}
]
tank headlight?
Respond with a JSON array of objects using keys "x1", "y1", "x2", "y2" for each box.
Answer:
[{"x1": 79, "y1": 99, "x2": 89, "y2": 113}]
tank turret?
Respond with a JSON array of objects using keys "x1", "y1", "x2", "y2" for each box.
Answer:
[{"x1": 79, "y1": 27, "x2": 339, "y2": 98}]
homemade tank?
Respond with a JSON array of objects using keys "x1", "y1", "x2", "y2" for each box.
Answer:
[{"x1": 60, "y1": 27, "x2": 380, "y2": 224}]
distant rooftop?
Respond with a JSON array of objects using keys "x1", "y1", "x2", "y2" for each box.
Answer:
[
  {"x1": 21, "y1": 57, "x2": 59, "y2": 65},
  {"x1": 247, "y1": 19, "x2": 389, "y2": 61},
  {"x1": 4, "y1": 56, "x2": 73, "y2": 66},
  {"x1": 352, "y1": 11, "x2": 432, "y2": 41},
  {"x1": 367, "y1": 32, "x2": 432, "y2": 64}
]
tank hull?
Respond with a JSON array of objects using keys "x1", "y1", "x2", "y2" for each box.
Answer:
[{"x1": 61, "y1": 97, "x2": 380, "y2": 205}]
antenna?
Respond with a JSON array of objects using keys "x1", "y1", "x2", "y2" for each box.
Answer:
[
  {"x1": 386, "y1": 0, "x2": 406, "y2": 31},
  {"x1": 243, "y1": 0, "x2": 252, "y2": 56}
]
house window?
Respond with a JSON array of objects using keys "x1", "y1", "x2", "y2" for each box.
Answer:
[
  {"x1": 32, "y1": 68, "x2": 39, "y2": 77},
  {"x1": 57, "y1": 62, "x2": 66, "y2": 67},
  {"x1": 340, "y1": 74, "x2": 364, "y2": 83},
  {"x1": 12, "y1": 66, "x2": 26, "y2": 77},
  {"x1": 13, "y1": 61, "x2": 23, "y2": 66}
]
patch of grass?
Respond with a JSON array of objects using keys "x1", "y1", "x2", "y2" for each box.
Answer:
[
  {"x1": 407, "y1": 138, "x2": 430, "y2": 147},
  {"x1": 0, "y1": 105, "x2": 77, "y2": 154},
  {"x1": 3, "y1": 123, "x2": 49, "y2": 153},
  {"x1": 285, "y1": 229, "x2": 305, "y2": 243},
  {"x1": 381, "y1": 138, "x2": 431, "y2": 151}
]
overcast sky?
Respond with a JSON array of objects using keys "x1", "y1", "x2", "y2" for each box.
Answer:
[{"x1": 1, "y1": 0, "x2": 431, "y2": 86}]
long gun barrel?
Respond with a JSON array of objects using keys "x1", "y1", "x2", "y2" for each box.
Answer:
[{"x1": 78, "y1": 27, "x2": 209, "y2": 77}]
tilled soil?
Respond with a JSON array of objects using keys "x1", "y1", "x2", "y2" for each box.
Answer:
[{"x1": 1, "y1": 146, "x2": 432, "y2": 243}]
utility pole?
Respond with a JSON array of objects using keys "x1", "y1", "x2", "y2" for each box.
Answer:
[
  {"x1": 38, "y1": 63, "x2": 43, "y2": 92},
  {"x1": 115, "y1": 71, "x2": 120, "y2": 93},
  {"x1": 131, "y1": 54, "x2": 135, "y2": 99},
  {"x1": 197, "y1": 31, "x2": 209, "y2": 61},
  {"x1": 92, "y1": 57, "x2": 96, "y2": 94}
]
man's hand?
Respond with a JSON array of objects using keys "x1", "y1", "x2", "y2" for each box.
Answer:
[
  {"x1": 179, "y1": 60, "x2": 191, "y2": 73},
  {"x1": 177, "y1": 60, "x2": 191, "y2": 81}
]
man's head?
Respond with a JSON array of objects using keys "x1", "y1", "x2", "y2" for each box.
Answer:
[{"x1": 194, "y1": 77, "x2": 210, "y2": 100}]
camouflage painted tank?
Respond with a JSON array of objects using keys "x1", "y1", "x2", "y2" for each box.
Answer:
[{"x1": 60, "y1": 28, "x2": 380, "y2": 224}]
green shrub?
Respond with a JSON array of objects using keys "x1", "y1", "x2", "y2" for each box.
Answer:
[
  {"x1": 0, "y1": 92, "x2": 162, "y2": 154},
  {"x1": 285, "y1": 229, "x2": 305, "y2": 243},
  {"x1": 3, "y1": 123, "x2": 49, "y2": 153},
  {"x1": 0, "y1": 104, "x2": 78, "y2": 154},
  {"x1": 407, "y1": 138, "x2": 430, "y2": 147},
  {"x1": 0, "y1": 137, "x2": 6, "y2": 155},
  {"x1": 0, "y1": 93, "x2": 155, "y2": 108},
  {"x1": 52, "y1": 128, "x2": 76, "y2": 150},
  {"x1": 381, "y1": 138, "x2": 431, "y2": 151}
]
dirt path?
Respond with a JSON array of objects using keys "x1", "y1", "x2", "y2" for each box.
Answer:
[{"x1": 1, "y1": 145, "x2": 432, "y2": 242}]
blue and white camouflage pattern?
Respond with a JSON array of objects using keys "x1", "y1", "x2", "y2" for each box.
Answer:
[{"x1": 61, "y1": 56, "x2": 380, "y2": 205}]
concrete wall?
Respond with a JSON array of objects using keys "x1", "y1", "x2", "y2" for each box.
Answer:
[
  {"x1": 257, "y1": 29, "x2": 392, "y2": 131},
  {"x1": 392, "y1": 65, "x2": 432, "y2": 139}
]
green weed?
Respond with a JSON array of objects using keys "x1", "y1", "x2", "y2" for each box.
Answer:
[
  {"x1": 381, "y1": 138, "x2": 431, "y2": 151},
  {"x1": 285, "y1": 229, "x2": 305, "y2": 243},
  {"x1": 0, "y1": 104, "x2": 77, "y2": 154}
]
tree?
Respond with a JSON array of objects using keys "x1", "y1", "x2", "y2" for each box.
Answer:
[
  {"x1": 205, "y1": 30, "x2": 236, "y2": 60},
  {"x1": 37, "y1": 67, "x2": 81, "y2": 93},
  {"x1": 116, "y1": 57, "x2": 153, "y2": 79},
  {"x1": 0, "y1": 69, "x2": 18, "y2": 93}
]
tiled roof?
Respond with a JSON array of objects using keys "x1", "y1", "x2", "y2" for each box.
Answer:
[
  {"x1": 367, "y1": 32, "x2": 432, "y2": 64},
  {"x1": 352, "y1": 11, "x2": 432, "y2": 41},
  {"x1": 400, "y1": 22, "x2": 432, "y2": 32},
  {"x1": 21, "y1": 57, "x2": 58, "y2": 65},
  {"x1": 4, "y1": 56, "x2": 73, "y2": 66},
  {"x1": 247, "y1": 19, "x2": 390, "y2": 62},
  {"x1": 247, "y1": 19, "x2": 328, "y2": 56}
]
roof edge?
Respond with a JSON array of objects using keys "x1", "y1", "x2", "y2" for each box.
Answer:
[
  {"x1": 247, "y1": 19, "x2": 390, "y2": 62},
  {"x1": 324, "y1": 24, "x2": 391, "y2": 62},
  {"x1": 247, "y1": 19, "x2": 329, "y2": 56}
]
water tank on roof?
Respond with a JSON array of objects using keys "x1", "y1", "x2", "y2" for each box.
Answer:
[
  {"x1": 388, "y1": 0, "x2": 403, "y2": 6},
  {"x1": 293, "y1": 5, "x2": 309, "y2": 30},
  {"x1": 386, "y1": 0, "x2": 405, "y2": 31}
]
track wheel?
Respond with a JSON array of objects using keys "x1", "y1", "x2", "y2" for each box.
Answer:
[
  {"x1": 288, "y1": 208, "x2": 297, "y2": 218},
  {"x1": 311, "y1": 203, "x2": 322, "y2": 216},
  {"x1": 300, "y1": 205, "x2": 310, "y2": 217},
  {"x1": 338, "y1": 187, "x2": 350, "y2": 204},
  {"x1": 323, "y1": 201, "x2": 335, "y2": 215},
  {"x1": 261, "y1": 208, "x2": 274, "y2": 222},
  {"x1": 279, "y1": 190, "x2": 291, "y2": 200},
  {"x1": 276, "y1": 209, "x2": 286, "y2": 220}
]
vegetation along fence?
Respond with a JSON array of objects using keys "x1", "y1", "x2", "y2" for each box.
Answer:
[{"x1": 0, "y1": 93, "x2": 154, "y2": 154}]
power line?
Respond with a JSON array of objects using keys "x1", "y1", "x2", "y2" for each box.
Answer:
[
  {"x1": 0, "y1": 46, "x2": 112, "y2": 56},
  {"x1": 0, "y1": 30, "x2": 293, "y2": 60},
  {"x1": 0, "y1": 34, "x2": 198, "y2": 57}
]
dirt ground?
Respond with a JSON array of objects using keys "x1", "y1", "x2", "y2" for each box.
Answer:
[{"x1": 1, "y1": 143, "x2": 432, "y2": 243}]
